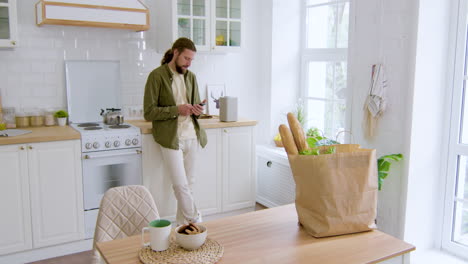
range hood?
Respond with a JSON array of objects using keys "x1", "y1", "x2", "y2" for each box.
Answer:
[{"x1": 35, "y1": 0, "x2": 149, "y2": 31}]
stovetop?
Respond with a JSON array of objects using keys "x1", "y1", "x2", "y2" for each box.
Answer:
[
  {"x1": 70, "y1": 122, "x2": 141, "y2": 153},
  {"x1": 71, "y1": 122, "x2": 137, "y2": 132}
]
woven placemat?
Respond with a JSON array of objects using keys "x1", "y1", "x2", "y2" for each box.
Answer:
[{"x1": 139, "y1": 238, "x2": 223, "y2": 264}]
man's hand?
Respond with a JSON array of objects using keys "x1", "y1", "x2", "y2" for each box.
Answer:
[
  {"x1": 178, "y1": 104, "x2": 194, "y2": 116},
  {"x1": 192, "y1": 99, "x2": 207, "y2": 116}
]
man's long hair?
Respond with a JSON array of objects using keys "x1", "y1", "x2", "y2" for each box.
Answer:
[{"x1": 161, "y1": 38, "x2": 197, "y2": 65}]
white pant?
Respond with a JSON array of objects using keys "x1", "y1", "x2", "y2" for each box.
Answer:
[{"x1": 159, "y1": 139, "x2": 202, "y2": 226}]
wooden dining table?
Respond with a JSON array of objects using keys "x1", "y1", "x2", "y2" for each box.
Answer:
[{"x1": 96, "y1": 204, "x2": 415, "y2": 264}]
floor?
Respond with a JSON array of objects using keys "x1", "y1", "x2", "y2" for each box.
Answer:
[{"x1": 28, "y1": 203, "x2": 267, "y2": 264}]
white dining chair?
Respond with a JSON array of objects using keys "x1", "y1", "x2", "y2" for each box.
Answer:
[{"x1": 93, "y1": 185, "x2": 159, "y2": 263}]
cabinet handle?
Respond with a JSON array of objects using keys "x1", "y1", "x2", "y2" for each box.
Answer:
[
  {"x1": 11, "y1": 40, "x2": 16, "y2": 46},
  {"x1": 137, "y1": 150, "x2": 142, "y2": 154},
  {"x1": 29, "y1": 146, "x2": 33, "y2": 150},
  {"x1": 267, "y1": 161, "x2": 272, "y2": 167},
  {"x1": 224, "y1": 129, "x2": 228, "y2": 133},
  {"x1": 20, "y1": 146, "x2": 25, "y2": 150}
]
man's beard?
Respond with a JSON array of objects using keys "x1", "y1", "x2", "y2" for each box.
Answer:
[
  {"x1": 174, "y1": 55, "x2": 187, "y2": 74},
  {"x1": 175, "y1": 63, "x2": 185, "y2": 74}
]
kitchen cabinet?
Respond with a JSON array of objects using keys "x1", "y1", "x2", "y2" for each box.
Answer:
[
  {"x1": 0, "y1": 0, "x2": 18, "y2": 48},
  {"x1": 154, "y1": 0, "x2": 242, "y2": 53},
  {"x1": 221, "y1": 126, "x2": 256, "y2": 211},
  {"x1": 35, "y1": 0, "x2": 149, "y2": 31},
  {"x1": 142, "y1": 125, "x2": 255, "y2": 220},
  {"x1": 0, "y1": 140, "x2": 84, "y2": 255},
  {"x1": 0, "y1": 144, "x2": 32, "y2": 255}
]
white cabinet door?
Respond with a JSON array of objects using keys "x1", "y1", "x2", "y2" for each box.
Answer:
[
  {"x1": 142, "y1": 134, "x2": 178, "y2": 219},
  {"x1": 143, "y1": 130, "x2": 223, "y2": 219},
  {"x1": 154, "y1": 0, "x2": 241, "y2": 53},
  {"x1": 0, "y1": 0, "x2": 18, "y2": 47},
  {"x1": 193, "y1": 128, "x2": 222, "y2": 216},
  {"x1": 142, "y1": 125, "x2": 256, "y2": 219},
  {"x1": 0, "y1": 144, "x2": 32, "y2": 255},
  {"x1": 28, "y1": 140, "x2": 84, "y2": 248},
  {"x1": 222, "y1": 126, "x2": 255, "y2": 212},
  {"x1": 174, "y1": 0, "x2": 210, "y2": 51},
  {"x1": 210, "y1": 0, "x2": 242, "y2": 52}
]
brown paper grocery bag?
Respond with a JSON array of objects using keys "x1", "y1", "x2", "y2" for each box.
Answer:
[{"x1": 288, "y1": 144, "x2": 378, "y2": 238}]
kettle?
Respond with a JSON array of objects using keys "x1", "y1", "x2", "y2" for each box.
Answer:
[{"x1": 100, "y1": 108, "x2": 124, "y2": 125}]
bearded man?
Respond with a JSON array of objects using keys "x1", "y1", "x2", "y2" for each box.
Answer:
[{"x1": 143, "y1": 37, "x2": 207, "y2": 226}]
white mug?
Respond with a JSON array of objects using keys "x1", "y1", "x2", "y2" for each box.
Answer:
[{"x1": 142, "y1": 219, "x2": 172, "y2": 251}]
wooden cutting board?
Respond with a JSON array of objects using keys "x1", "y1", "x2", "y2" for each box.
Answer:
[{"x1": 0, "y1": 129, "x2": 32, "y2": 137}]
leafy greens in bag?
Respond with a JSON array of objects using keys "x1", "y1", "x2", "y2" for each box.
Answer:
[{"x1": 301, "y1": 127, "x2": 403, "y2": 190}]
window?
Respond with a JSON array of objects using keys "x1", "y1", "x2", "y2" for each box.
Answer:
[
  {"x1": 301, "y1": 0, "x2": 350, "y2": 138},
  {"x1": 444, "y1": 0, "x2": 468, "y2": 258}
]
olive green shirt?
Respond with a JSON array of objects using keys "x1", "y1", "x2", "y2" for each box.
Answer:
[{"x1": 143, "y1": 64, "x2": 207, "y2": 150}]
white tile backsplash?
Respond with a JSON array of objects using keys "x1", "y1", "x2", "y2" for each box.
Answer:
[
  {"x1": 1, "y1": 0, "x2": 263, "y2": 126},
  {"x1": 0, "y1": 1, "x2": 158, "y2": 111}
]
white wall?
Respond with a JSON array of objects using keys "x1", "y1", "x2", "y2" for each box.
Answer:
[
  {"x1": 404, "y1": 0, "x2": 451, "y2": 253},
  {"x1": 348, "y1": 0, "x2": 418, "y2": 238},
  {"x1": 0, "y1": 0, "x2": 263, "y2": 123},
  {"x1": 269, "y1": 0, "x2": 301, "y2": 141}
]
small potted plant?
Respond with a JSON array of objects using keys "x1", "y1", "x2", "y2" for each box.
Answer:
[{"x1": 54, "y1": 110, "x2": 68, "y2": 126}]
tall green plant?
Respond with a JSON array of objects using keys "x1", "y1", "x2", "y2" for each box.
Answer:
[{"x1": 294, "y1": 99, "x2": 306, "y2": 128}]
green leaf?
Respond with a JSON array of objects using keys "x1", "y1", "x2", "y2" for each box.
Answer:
[
  {"x1": 306, "y1": 128, "x2": 322, "y2": 138},
  {"x1": 377, "y1": 154, "x2": 403, "y2": 191},
  {"x1": 322, "y1": 146, "x2": 336, "y2": 154},
  {"x1": 300, "y1": 148, "x2": 320, "y2": 155},
  {"x1": 306, "y1": 137, "x2": 319, "y2": 148}
]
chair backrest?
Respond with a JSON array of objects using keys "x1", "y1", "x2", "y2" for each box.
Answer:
[{"x1": 93, "y1": 185, "x2": 159, "y2": 247}]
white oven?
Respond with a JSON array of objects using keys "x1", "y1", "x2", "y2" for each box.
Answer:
[
  {"x1": 82, "y1": 147, "x2": 142, "y2": 238},
  {"x1": 65, "y1": 60, "x2": 145, "y2": 239}
]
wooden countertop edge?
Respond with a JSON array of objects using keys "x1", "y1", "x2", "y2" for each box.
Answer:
[
  {"x1": 370, "y1": 246, "x2": 416, "y2": 264},
  {"x1": 0, "y1": 118, "x2": 258, "y2": 145},
  {"x1": 128, "y1": 118, "x2": 258, "y2": 134},
  {"x1": 0, "y1": 126, "x2": 81, "y2": 145}
]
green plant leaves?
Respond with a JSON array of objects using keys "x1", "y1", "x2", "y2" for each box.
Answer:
[
  {"x1": 302, "y1": 127, "x2": 403, "y2": 191},
  {"x1": 377, "y1": 154, "x2": 403, "y2": 190},
  {"x1": 54, "y1": 110, "x2": 69, "y2": 118}
]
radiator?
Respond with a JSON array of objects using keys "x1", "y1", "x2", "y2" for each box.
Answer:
[{"x1": 256, "y1": 145, "x2": 296, "y2": 208}]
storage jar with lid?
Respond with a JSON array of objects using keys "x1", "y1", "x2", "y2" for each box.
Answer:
[
  {"x1": 16, "y1": 111, "x2": 30, "y2": 128},
  {"x1": 30, "y1": 109, "x2": 44, "y2": 127},
  {"x1": 3, "y1": 107, "x2": 16, "y2": 128},
  {"x1": 44, "y1": 109, "x2": 56, "y2": 126}
]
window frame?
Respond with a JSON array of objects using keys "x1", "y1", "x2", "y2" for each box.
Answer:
[
  {"x1": 442, "y1": 0, "x2": 468, "y2": 258},
  {"x1": 300, "y1": 0, "x2": 353, "y2": 140}
]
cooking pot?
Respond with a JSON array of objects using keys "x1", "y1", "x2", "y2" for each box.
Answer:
[{"x1": 100, "y1": 108, "x2": 124, "y2": 125}]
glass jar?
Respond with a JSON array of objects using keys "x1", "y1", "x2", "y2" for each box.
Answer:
[
  {"x1": 30, "y1": 110, "x2": 44, "y2": 127},
  {"x1": 3, "y1": 107, "x2": 16, "y2": 128},
  {"x1": 16, "y1": 112, "x2": 30, "y2": 128},
  {"x1": 44, "y1": 109, "x2": 55, "y2": 126}
]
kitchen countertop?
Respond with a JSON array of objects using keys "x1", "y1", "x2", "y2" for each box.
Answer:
[
  {"x1": 0, "y1": 126, "x2": 80, "y2": 146},
  {"x1": 0, "y1": 118, "x2": 258, "y2": 146},
  {"x1": 128, "y1": 117, "x2": 258, "y2": 134}
]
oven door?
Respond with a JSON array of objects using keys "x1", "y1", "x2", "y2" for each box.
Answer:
[{"x1": 82, "y1": 148, "x2": 142, "y2": 210}]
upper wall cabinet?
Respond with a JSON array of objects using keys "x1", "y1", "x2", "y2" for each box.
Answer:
[
  {"x1": 154, "y1": 0, "x2": 242, "y2": 53},
  {"x1": 0, "y1": 0, "x2": 18, "y2": 48},
  {"x1": 35, "y1": 0, "x2": 150, "y2": 31}
]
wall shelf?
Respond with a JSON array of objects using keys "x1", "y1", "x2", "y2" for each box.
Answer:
[{"x1": 35, "y1": 0, "x2": 150, "y2": 31}]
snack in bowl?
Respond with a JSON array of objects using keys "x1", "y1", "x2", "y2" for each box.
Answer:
[
  {"x1": 175, "y1": 223, "x2": 207, "y2": 250},
  {"x1": 177, "y1": 223, "x2": 202, "y2": 235}
]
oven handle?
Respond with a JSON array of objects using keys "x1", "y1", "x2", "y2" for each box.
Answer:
[{"x1": 83, "y1": 149, "x2": 142, "y2": 159}]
